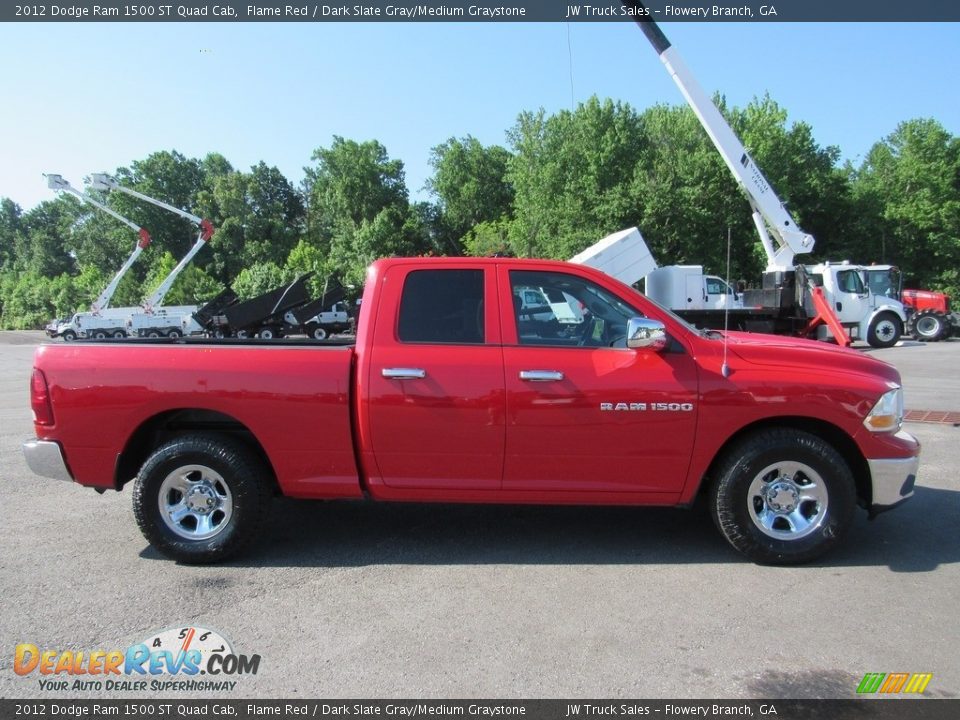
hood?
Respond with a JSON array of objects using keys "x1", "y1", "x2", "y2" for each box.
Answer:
[{"x1": 723, "y1": 331, "x2": 902, "y2": 385}]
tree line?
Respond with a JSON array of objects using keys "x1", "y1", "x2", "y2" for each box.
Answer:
[{"x1": 1, "y1": 94, "x2": 957, "y2": 329}]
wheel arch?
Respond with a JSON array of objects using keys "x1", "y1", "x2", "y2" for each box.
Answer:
[
  {"x1": 698, "y1": 416, "x2": 872, "y2": 508},
  {"x1": 114, "y1": 409, "x2": 276, "y2": 492}
]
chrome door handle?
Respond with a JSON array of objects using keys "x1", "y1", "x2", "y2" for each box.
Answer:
[
  {"x1": 519, "y1": 370, "x2": 564, "y2": 382},
  {"x1": 382, "y1": 367, "x2": 426, "y2": 380}
]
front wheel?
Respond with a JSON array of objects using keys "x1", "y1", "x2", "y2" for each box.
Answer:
[
  {"x1": 132, "y1": 435, "x2": 272, "y2": 564},
  {"x1": 867, "y1": 312, "x2": 901, "y2": 348},
  {"x1": 61, "y1": 330, "x2": 77, "y2": 342},
  {"x1": 710, "y1": 429, "x2": 856, "y2": 565}
]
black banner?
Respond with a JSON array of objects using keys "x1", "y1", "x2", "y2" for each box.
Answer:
[
  {"x1": 2, "y1": 700, "x2": 959, "y2": 720},
  {"x1": 3, "y1": 0, "x2": 960, "y2": 23}
]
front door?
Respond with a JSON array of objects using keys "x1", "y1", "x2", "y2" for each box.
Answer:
[{"x1": 500, "y1": 268, "x2": 699, "y2": 495}]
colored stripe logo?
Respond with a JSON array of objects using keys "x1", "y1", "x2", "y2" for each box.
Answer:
[{"x1": 857, "y1": 673, "x2": 932, "y2": 694}]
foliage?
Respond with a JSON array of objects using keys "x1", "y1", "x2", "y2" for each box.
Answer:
[
  {"x1": 1, "y1": 102, "x2": 958, "y2": 328},
  {"x1": 849, "y1": 118, "x2": 960, "y2": 296},
  {"x1": 427, "y1": 136, "x2": 514, "y2": 252}
]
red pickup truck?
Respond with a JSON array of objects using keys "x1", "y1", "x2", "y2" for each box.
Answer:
[{"x1": 24, "y1": 257, "x2": 919, "y2": 565}]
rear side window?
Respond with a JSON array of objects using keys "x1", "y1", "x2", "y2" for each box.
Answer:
[{"x1": 398, "y1": 269, "x2": 485, "y2": 344}]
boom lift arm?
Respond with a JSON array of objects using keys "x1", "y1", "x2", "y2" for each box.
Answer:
[
  {"x1": 90, "y1": 173, "x2": 215, "y2": 312},
  {"x1": 45, "y1": 174, "x2": 152, "y2": 314},
  {"x1": 620, "y1": 1, "x2": 814, "y2": 271}
]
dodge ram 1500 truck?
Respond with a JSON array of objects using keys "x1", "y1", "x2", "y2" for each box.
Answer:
[{"x1": 23, "y1": 257, "x2": 919, "y2": 565}]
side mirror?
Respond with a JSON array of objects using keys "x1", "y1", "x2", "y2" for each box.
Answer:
[{"x1": 626, "y1": 317, "x2": 668, "y2": 352}]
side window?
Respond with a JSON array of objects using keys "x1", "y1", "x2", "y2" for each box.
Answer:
[
  {"x1": 837, "y1": 270, "x2": 864, "y2": 295},
  {"x1": 705, "y1": 278, "x2": 723, "y2": 295},
  {"x1": 398, "y1": 269, "x2": 485, "y2": 344},
  {"x1": 510, "y1": 270, "x2": 641, "y2": 348}
]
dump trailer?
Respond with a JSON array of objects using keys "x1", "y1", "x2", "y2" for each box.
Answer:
[
  {"x1": 214, "y1": 274, "x2": 315, "y2": 339},
  {"x1": 287, "y1": 281, "x2": 351, "y2": 339}
]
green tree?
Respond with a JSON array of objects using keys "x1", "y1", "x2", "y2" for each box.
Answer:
[
  {"x1": 200, "y1": 162, "x2": 305, "y2": 281},
  {"x1": 507, "y1": 97, "x2": 646, "y2": 260},
  {"x1": 0, "y1": 198, "x2": 22, "y2": 269},
  {"x1": 850, "y1": 118, "x2": 960, "y2": 295},
  {"x1": 304, "y1": 137, "x2": 428, "y2": 284},
  {"x1": 232, "y1": 261, "x2": 291, "y2": 300},
  {"x1": 427, "y1": 135, "x2": 513, "y2": 252}
]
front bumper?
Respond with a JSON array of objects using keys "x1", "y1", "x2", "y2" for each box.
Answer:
[
  {"x1": 867, "y1": 454, "x2": 919, "y2": 516},
  {"x1": 22, "y1": 439, "x2": 74, "y2": 482}
]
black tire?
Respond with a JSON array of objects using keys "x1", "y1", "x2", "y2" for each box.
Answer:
[
  {"x1": 132, "y1": 434, "x2": 272, "y2": 564},
  {"x1": 907, "y1": 309, "x2": 948, "y2": 342},
  {"x1": 709, "y1": 428, "x2": 856, "y2": 565},
  {"x1": 112, "y1": 330, "x2": 126, "y2": 339},
  {"x1": 147, "y1": 331, "x2": 161, "y2": 338},
  {"x1": 61, "y1": 330, "x2": 77, "y2": 342},
  {"x1": 93, "y1": 330, "x2": 108, "y2": 340},
  {"x1": 167, "y1": 329, "x2": 181, "y2": 339},
  {"x1": 867, "y1": 312, "x2": 901, "y2": 348},
  {"x1": 311, "y1": 326, "x2": 327, "y2": 340}
]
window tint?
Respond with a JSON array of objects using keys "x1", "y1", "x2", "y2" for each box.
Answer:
[
  {"x1": 398, "y1": 269, "x2": 485, "y2": 344},
  {"x1": 510, "y1": 270, "x2": 641, "y2": 348}
]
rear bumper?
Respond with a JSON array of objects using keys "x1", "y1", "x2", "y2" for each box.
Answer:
[
  {"x1": 867, "y1": 454, "x2": 919, "y2": 516},
  {"x1": 22, "y1": 439, "x2": 74, "y2": 482}
]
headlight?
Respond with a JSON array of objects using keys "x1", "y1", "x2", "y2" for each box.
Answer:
[{"x1": 863, "y1": 387, "x2": 904, "y2": 433}]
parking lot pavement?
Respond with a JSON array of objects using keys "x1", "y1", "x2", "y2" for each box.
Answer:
[{"x1": 1, "y1": 332, "x2": 957, "y2": 699}]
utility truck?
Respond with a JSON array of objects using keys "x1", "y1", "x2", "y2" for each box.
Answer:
[
  {"x1": 89, "y1": 174, "x2": 215, "y2": 338},
  {"x1": 619, "y1": 1, "x2": 908, "y2": 348},
  {"x1": 862, "y1": 265, "x2": 957, "y2": 341},
  {"x1": 43, "y1": 175, "x2": 152, "y2": 341}
]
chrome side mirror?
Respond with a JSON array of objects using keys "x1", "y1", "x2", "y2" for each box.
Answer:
[{"x1": 626, "y1": 317, "x2": 668, "y2": 352}]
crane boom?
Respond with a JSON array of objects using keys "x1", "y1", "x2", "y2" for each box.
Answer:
[
  {"x1": 620, "y1": 1, "x2": 814, "y2": 270},
  {"x1": 45, "y1": 174, "x2": 152, "y2": 313},
  {"x1": 88, "y1": 173, "x2": 216, "y2": 312}
]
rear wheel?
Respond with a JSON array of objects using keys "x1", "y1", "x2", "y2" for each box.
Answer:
[
  {"x1": 132, "y1": 435, "x2": 272, "y2": 564},
  {"x1": 710, "y1": 428, "x2": 856, "y2": 565},
  {"x1": 167, "y1": 329, "x2": 182, "y2": 339},
  {"x1": 311, "y1": 326, "x2": 328, "y2": 340},
  {"x1": 112, "y1": 330, "x2": 126, "y2": 339},
  {"x1": 93, "y1": 330, "x2": 108, "y2": 340},
  {"x1": 147, "y1": 331, "x2": 161, "y2": 338},
  {"x1": 867, "y1": 312, "x2": 901, "y2": 348},
  {"x1": 908, "y1": 309, "x2": 948, "y2": 342}
]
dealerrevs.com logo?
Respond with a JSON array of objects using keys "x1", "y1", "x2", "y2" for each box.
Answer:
[{"x1": 14, "y1": 626, "x2": 260, "y2": 693}]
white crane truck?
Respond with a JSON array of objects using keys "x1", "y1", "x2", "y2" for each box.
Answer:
[
  {"x1": 44, "y1": 175, "x2": 153, "y2": 341},
  {"x1": 619, "y1": 1, "x2": 908, "y2": 348},
  {"x1": 89, "y1": 174, "x2": 215, "y2": 338}
]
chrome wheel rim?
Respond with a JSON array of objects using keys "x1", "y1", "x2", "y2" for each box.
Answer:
[
  {"x1": 158, "y1": 464, "x2": 233, "y2": 540},
  {"x1": 748, "y1": 461, "x2": 828, "y2": 540}
]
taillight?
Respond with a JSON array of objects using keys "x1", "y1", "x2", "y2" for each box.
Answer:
[{"x1": 31, "y1": 369, "x2": 55, "y2": 426}]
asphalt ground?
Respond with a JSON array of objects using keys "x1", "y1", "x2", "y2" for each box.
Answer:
[{"x1": 0, "y1": 332, "x2": 957, "y2": 700}]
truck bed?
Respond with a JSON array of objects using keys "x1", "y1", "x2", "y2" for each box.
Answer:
[{"x1": 33, "y1": 342, "x2": 362, "y2": 499}]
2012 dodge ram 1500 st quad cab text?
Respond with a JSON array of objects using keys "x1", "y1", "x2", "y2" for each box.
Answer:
[{"x1": 23, "y1": 257, "x2": 919, "y2": 564}]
